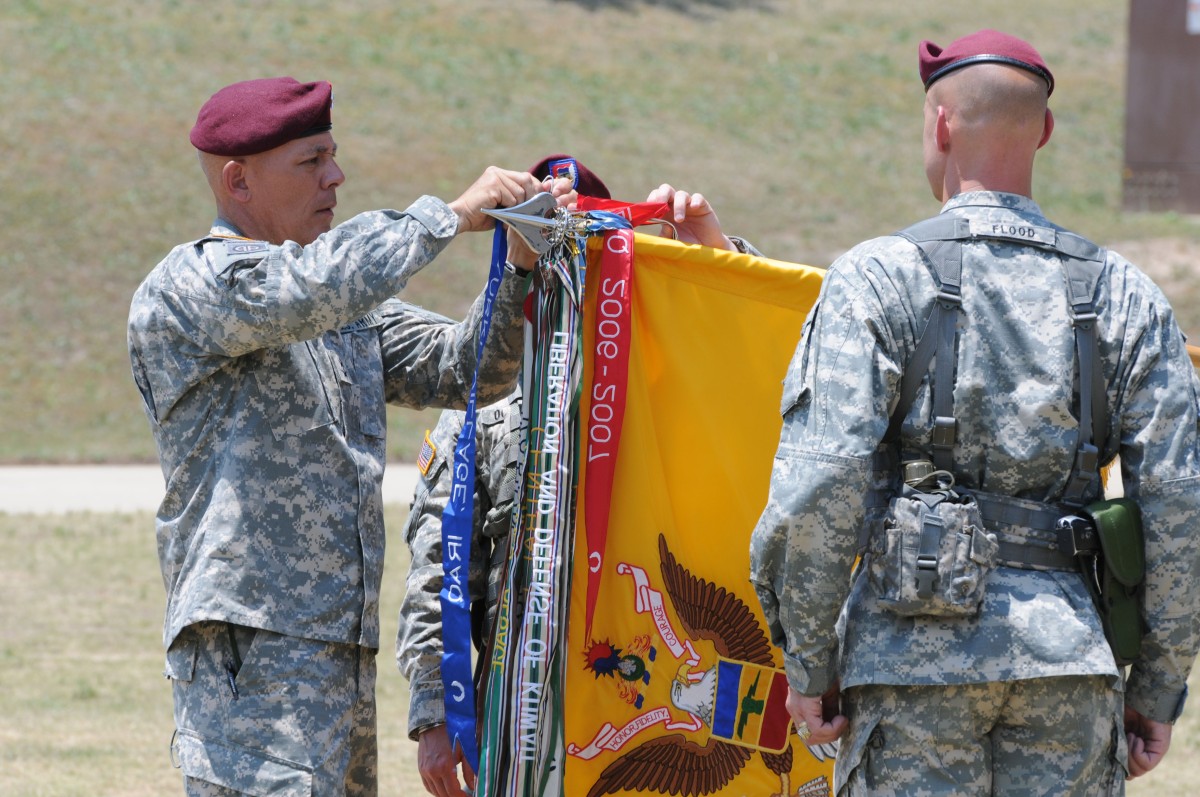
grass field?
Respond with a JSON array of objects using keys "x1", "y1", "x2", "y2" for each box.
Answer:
[
  {"x1": 1, "y1": 508, "x2": 1197, "y2": 796},
  {"x1": 0, "y1": 507, "x2": 423, "y2": 796},
  {"x1": 2, "y1": 0, "x2": 1197, "y2": 464}
]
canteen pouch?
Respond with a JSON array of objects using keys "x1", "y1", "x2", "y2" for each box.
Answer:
[
  {"x1": 1079, "y1": 497, "x2": 1145, "y2": 665},
  {"x1": 868, "y1": 484, "x2": 999, "y2": 618}
]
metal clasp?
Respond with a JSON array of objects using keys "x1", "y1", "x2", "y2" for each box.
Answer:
[{"x1": 1056, "y1": 514, "x2": 1099, "y2": 557}]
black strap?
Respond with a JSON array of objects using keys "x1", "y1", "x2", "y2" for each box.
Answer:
[
  {"x1": 1061, "y1": 255, "x2": 1108, "y2": 506},
  {"x1": 886, "y1": 217, "x2": 969, "y2": 450},
  {"x1": 928, "y1": 238, "x2": 962, "y2": 472}
]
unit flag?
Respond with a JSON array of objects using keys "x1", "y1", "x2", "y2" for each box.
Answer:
[{"x1": 465, "y1": 207, "x2": 834, "y2": 797}]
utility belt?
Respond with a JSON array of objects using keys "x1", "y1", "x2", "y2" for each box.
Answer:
[
  {"x1": 974, "y1": 491, "x2": 1097, "y2": 571},
  {"x1": 865, "y1": 451, "x2": 1097, "y2": 572},
  {"x1": 864, "y1": 453, "x2": 1145, "y2": 665}
]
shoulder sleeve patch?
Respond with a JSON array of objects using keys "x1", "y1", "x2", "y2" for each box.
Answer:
[
  {"x1": 204, "y1": 238, "x2": 272, "y2": 281},
  {"x1": 417, "y1": 429, "x2": 437, "y2": 476},
  {"x1": 222, "y1": 239, "x2": 271, "y2": 257}
]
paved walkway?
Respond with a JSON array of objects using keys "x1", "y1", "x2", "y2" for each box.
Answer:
[{"x1": 0, "y1": 464, "x2": 420, "y2": 515}]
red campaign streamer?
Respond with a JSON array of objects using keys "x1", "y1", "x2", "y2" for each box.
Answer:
[
  {"x1": 583, "y1": 226, "x2": 635, "y2": 641},
  {"x1": 576, "y1": 197, "x2": 670, "y2": 228}
]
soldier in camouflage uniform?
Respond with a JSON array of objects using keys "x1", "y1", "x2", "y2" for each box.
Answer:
[
  {"x1": 749, "y1": 31, "x2": 1200, "y2": 795},
  {"x1": 398, "y1": 385, "x2": 526, "y2": 797},
  {"x1": 395, "y1": 165, "x2": 759, "y2": 796},
  {"x1": 126, "y1": 76, "x2": 555, "y2": 796}
]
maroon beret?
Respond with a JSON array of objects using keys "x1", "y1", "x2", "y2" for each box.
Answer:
[
  {"x1": 190, "y1": 77, "x2": 333, "y2": 156},
  {"x1": 919, "y1": 29, "x2": 1054, "y2": 95},
  {"x1": 529, "y1": 154, "x2": 611, "y2": 199}
]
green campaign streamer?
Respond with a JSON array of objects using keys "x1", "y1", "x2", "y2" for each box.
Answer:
[
  {"x1": 478, "y1": 231, "x2": 583, "y2": 797},
  {"x1": 478, "y1": 209, "x2": 632, "y2": 797}
]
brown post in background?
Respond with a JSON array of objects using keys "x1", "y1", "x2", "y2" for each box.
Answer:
[{"x1": 1122, "y1": 0, "x2": 1200, "y2": 213}]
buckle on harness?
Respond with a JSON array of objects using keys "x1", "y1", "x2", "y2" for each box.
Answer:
[
  {"x1": 1074, "y1": 442, "x2": 1098, "y2": 475},
  {"x1": 914, "y1": 507, "x2": 946, "y2": 600},
  {"x1": 931, "y1": 416, "x2": 957, "y2": 451},
  {"x1": 936, "y1": 288, "x2": 962, "y2": 308},
  {"x1": 1063, "y1": 443, "x2": 1100, "y2": 506}
]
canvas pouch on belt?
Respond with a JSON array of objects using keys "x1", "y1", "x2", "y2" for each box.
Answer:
[{"x1": 867, "y1": 483, "x2": 999, "y2": 618}]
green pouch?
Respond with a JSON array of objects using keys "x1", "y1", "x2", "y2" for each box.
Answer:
[{"x1": 1081, "y1": 497, "x2": 1146, "y2": 666}]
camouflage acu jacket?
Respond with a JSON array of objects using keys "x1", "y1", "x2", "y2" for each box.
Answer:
[
  {"x1": 127, "y1": 197, "x2": 527, "y2": 656},
  {"x1": 396, "y1": 386, "x2": 524, "y2": 738},
  {"x1": 750, "y1": 191, "x2": 1200, "y2": 724}
]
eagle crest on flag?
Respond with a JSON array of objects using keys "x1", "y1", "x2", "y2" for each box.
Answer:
[{"x1": 573, "y1": 534, "x2": 836, "y2": 797}]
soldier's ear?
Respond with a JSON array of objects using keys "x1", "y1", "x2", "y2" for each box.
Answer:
[
  {"x1": 935, "y1": 106, "x2": 951, "y2": 153},
  {"x1": 222, "y1": 159, "x2": 251, "y2": 203},
  {"x1": 1037, "y1": 108, "x2": 1054, "y2": 150}
]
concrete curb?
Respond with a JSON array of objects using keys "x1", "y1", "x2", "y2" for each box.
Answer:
[{"x1": 0, "y1": 464, "x2": 420, "y2": 515}]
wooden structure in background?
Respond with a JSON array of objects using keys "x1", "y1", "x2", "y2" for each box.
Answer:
[{"x1": 1122, "y1": 0, "x2": 1200, "y2": 213}]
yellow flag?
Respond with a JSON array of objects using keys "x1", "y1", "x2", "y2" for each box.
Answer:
[{"x1": 565, "y1": 233, "x2": 833, "y2": 797}]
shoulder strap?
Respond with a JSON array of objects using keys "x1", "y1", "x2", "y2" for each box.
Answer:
[
  {"x1": 887, "y1": 218, "x2": 967, "y2": 471},
  {"x1": 1060, "y1": 253, "x2": 1107, "y2": 506}
]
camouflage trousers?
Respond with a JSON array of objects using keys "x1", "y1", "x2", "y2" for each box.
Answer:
[
  {"x1": 167, "y1": 621, "x2": 378, "y2": 796},
  {"x1": 834, "y1": 676, "x2": 1127, "y2": 796}
]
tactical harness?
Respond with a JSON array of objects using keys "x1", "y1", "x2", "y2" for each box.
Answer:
[
  {"x1": 885, "y1": 215, "x2": 1107, "y2": 568},
  {"x1": 872, "y1": 215, "x2": 1145, "y2": 663}
]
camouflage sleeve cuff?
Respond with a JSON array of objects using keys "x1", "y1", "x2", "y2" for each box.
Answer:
[
  {"x1": 406, "y1": 196, "x2": 459, "y2": 242},
  {"x1": 782, "y1": 650, "x2": 837, "y2": 698},
  {"x1": 727, "y1": 236, "x2": 764, "y2": 258},
  {"x1": 407, "y1": 681, "x2": 448, "y2": 740},
  {"x1": 1124, "y1": 679, "x2": 1188, "y2": 724}
]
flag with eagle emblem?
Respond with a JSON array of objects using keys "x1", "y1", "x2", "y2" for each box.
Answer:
[{"x1": 562, "y1": 233, "x2": 834, "y2": 796}]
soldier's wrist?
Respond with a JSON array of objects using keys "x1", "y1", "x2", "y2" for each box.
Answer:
[{"x1": 415, "y1": 721, "x2": 447, "y2": 738}]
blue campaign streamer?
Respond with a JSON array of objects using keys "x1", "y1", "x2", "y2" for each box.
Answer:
[
  {"x1": 583, "y1": 210, "x2": 634, "y2": 234},
  {"x1": 441, "y1": 207, "x2": 627, "y2": 775},
  {"x1": 439, "y1": 222, "x2": 508, "y2": 772}
]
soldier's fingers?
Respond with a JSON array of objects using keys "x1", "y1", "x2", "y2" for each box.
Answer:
[
  {"x1": 672, "y1": 190, "x2": 692, "y2": 222},
  {"x1": 646, "y1": 183, "x2": 676, "y2": 204},
  {"x1": 419, "y1": 770, "x2": 449, "y2": 797},
  {"x1": 550, "y1": 177, "x2": 577, "y2": 202},
  {"x1": 463, "y1": 759, "x2": 478, "y2": 790},
  {"x1": 498, "y1": 168, "x2": 542, "y2": 204},
  {"x1": 466, "y1": 166, "x2": 522, "y2": 210},
  {"x1": 482, "y1": 171, "x2": 520, "y2": 209},
  {"x1": 1126, "y1": 733, "x2": 1152, "y2": 778}
]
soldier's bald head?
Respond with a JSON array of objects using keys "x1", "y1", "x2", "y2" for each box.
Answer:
[
  {"x1": 918, "y1": 34, "x2": 1055, "y2": 201},
  {"x1": 927, "y1": 62, "x2": 1049, "y2": 139}
]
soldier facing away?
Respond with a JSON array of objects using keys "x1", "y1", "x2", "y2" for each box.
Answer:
[{"x1": 749, "y1": 30, "x2": 1200, "y2": 796}]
